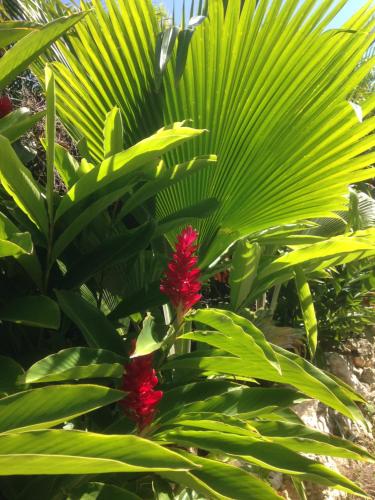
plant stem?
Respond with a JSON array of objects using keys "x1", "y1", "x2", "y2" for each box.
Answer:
[{"x1": 43, "y1": 65, "x2": 56, "y2": 293}]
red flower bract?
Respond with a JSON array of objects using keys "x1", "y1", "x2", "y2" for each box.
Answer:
[
  {"x1": 0, "y1": 96, "x2": 13, "y2": 118},
  {"x1": 121, "y1": 341, "x2": 163, "y2": 431},
  {"x1": 160, "y1": 226, "x2": 202, "y2": 316}
]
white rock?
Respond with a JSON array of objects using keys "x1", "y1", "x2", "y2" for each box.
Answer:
[
  {"x1": 360, "y1": 367, "x2": 375, "y2": 385},
  {"x1": 326, "y1": 352, "x2": 368, "y2": 397}
]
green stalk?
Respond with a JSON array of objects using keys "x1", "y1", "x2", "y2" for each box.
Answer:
[
  {"x1": 43, "y1": 65, "x2": 56, "y2": 292},
  {"x1": 173, "y1": 310, "x2": 190, "y2": 356}
]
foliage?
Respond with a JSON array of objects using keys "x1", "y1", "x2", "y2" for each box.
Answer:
[{"x1": 0, "y1": 1, "x2": 374, "y2": 499}]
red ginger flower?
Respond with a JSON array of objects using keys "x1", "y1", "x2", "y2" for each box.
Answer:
[
  {"x1": 160, "y1": 226, "x2": 202, "y2": 317},
  {"x1": 121, "y1": 340, "x2": 163, "y2": 431},
  {"x1": 0, "y1": 96, "x2": 12, "y2": 118}
]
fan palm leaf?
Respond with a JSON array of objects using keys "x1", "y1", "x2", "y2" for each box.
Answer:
[
  {"x1": 158, "y1": 0, "x2": 375, "y2": 259},
  {"x1": 6, "y1": 0, "x2": 375, "y2": 264}
]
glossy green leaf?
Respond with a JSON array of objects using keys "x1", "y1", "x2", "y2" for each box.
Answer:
[
  {"x1": 0, "y1": 295, "x2": 60, "y2": 329},
  {"x1": 0, "y1": 13, "x2": 88, "y2": 90},
  {"x1": 45, "y1": 64, "x2": 56, "y2": 227},
  {"x1": 0, "y1": 135, "x2": 48, "y2": 234},
  {"x1": 252, "y1": 230, "x2": 375, "y2": 298},
  {"x1": 158, "y1": 27, "x2": 179, "y2": 76},
  {"x1": 25, "y1": 347, "x2": 125, "y2": 384},
  {"x1": 156, "y1": 0, "x2": 375, "y2": 259},
  {"x1": 160, "y1": 416, "x2": 259, "y2": 437},
  {"x1": 175, "y1": 28, "x2": 194, "y2": 82},
  {"x1": 251, "y1": 420, "x2": 374, "y2": 462},
  {"x1": 1, "y1": 183, "x2": 41, "y2": 284},
  {"x1": 131, "y1": 314, "x2": 164, "y2": 357},
  {"x1": 0, "y1": 429, "x2": 196, "y2": 475},
  {"x1": 54, "y1": 125, "x2": 207, "y2": 223},
  {"x1": 165, "y1": 352, "x2": 363, "y2": 423},
  {"x1": 0, "y1": 384, "x2": 124, "y2": 433},
  {"x1": 51, "y1": 128, "x2": 207, "y2": 260},
  {"x1": 0, "y1": 233, "x2": 32, "y2": 258},
  {"x1": 55, "y1": 290, "x2": 125, "y2": 354},
  {"x1": 0, "y1": 108, "x2": 45, "y2": 143},
  {"x1": 0, "y1": 21, "x2": 41, "y2": 47},
  {"x1": 54, "y1": 144, "x2": 80, "y2": 189},
  {"x1": 167, "y1": 309, "x2": 364, "y2": 422},
  {"x1": 185, "y1": 309, "x2": 280, "y2": 374},
  {"x1": 157, "y1": 382, "x2": 303, "y2": 424},
  {"x1": 159, "y1": 430, "x2": 366, "y2": 497},
  {"x1": 294, "y1": 266, "x2": 318, "y2": 358},
  {"x1": 230, "y1": 240, "x2": 261, "y2": 310},
  {"x1": 103, "y1": 107, "x2": 124, "y2": 159},
  {"x1": 164, "y1": 451, "x2": 281, "y2": 500}
]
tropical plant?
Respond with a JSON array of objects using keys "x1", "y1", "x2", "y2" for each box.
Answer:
[
  {"x1": 7, "y1": 0, "x2": 375, "y2": 347},
  {"x1": 1, "y1": 1, "x2": 375, "y2": 498}
]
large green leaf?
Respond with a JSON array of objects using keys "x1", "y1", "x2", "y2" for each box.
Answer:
[
  {"x1": 166, "y1": 309, "x2": 364, "y2": 422},
  {"x1": 155, "y1": 197, "x2": 220, "y2": 237},
  {"x1": 0, "y1": 108, "x2": 45, "y2": 143},
  {"x1": 250, "y1": 420, "x2": 374, "y2": 462},
  {"x1": 163, "y1": 451, "x2": 282, "y2": 500},
  {"x1": 157, "y1": 382, "x2": 304, "y2": 425},
  {"x1": 25, "y1": 347, "x2": 125, "y2": 384},
  {"x1": 54, "y1": 144, "x2": 80, "y2": 189},
  {"x1": 0, "y1": 211, "x2": 33, "y2": 256},
  {"x1": 0, "y1": 384, "x2": 124, "y2": 433},
  {"x1": 0, "y1": 234, "x2": 32, "y2": 258},
  {"x1": 158, "y1": 430, "x2": 367, "y2": 497},
  {"x1": 259, "y1": 230, "x2": 375, "y2": 280},
  {"x1": 0, "y1": 429, "x2": 196, "y2": 475},
  {"x1": 230, "y1": 240, "x2": 261, "y2": 311},
  {"x1": 161, "y1": 414, "x2": 373, "y2": 463},
  {"x1": 0, "y1": 295, "x2": 60, "y2": 329},
  {"x1": 165, "y1": 353, "x2": 363, "y2": 423},
  {"x1": 55, "y1": 290, "x2": 125, "y2": 354},
  {"x1": 0, "y1": 13, "x2": 87, "y2": 90},
  {"x1": 54, "y1": 125, "x2": 207, "y2": 223},
  {"x1": 294, "y1": 266, "x2": 318, "y2": 358},
  {"x1": 51, "y1": 126, "x2": 207, "y2": 260},
  {"x1": 45, "y1": 64, "x2": 56, "y2": 227},
  {"x1": 157, "y1": 0, "x2": 375, "y2": 255},
  {"x1": 0, "y1": 212, "x2": 42, "y2": 286},
  {"x1": 131, "y1": 314, "x2": 164, "y2": 358},
  {"x1": 49, "y1": 0, "x2": 163, "y2": 162},
  {"x1": 250, "y1": 229, "x2": 375, "y2": 299},
  {"x1": 0, "y1": 135, "x2": 48, "y2": 235},
  {"x1": 0, "y1": 21, "x2": 41, "y2": 47},
  {"x1": 185, "y1": 309, "x2": 280, "y2": 374},
  {"x1": 103, "y1": 107, "x2": 124, "y2": 159}
]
